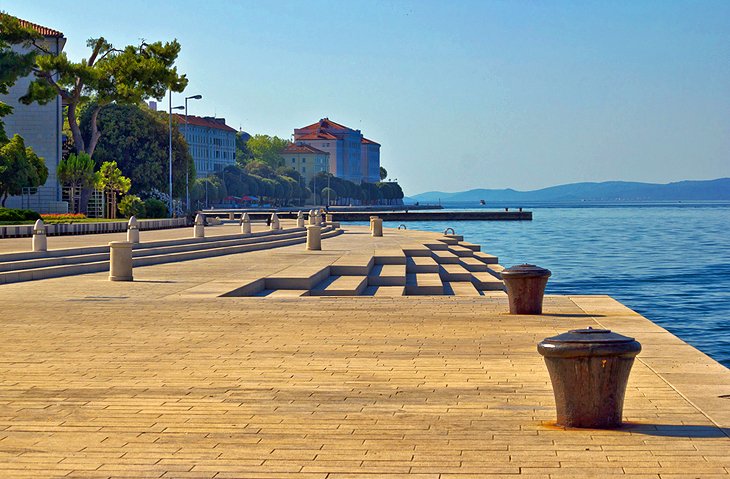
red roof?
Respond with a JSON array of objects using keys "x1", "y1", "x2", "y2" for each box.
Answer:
[
  {"x1": 296, "y1": 131, "x2": 338, "y2": 140},
  {"x1": 15, "y1": 18, "x2": 64, "y2": 38},
  {"x1": 282, "y1": 143, "x2": 329, "y2": 155},
  {"x1": 173, "y1": 114, "x2": 236, "y2": 133},
  {"x1": 297, "y1": 118, "x2": 354, "y2": 133},
  {"x1": 361, "y1": 137, "x2": 380, "y2": 146}
]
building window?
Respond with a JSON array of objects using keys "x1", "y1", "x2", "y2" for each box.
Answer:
[
  {"x1": 292, "y1": 158, "x2": 295, "y2": 164},
  {"x1": 302, "y1": 166, "x2": 306, "y2": 173}
]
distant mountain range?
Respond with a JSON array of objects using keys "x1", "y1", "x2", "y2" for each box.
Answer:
[{"x1": 408, "y1": 178, "x2": 730, "y2": 203}]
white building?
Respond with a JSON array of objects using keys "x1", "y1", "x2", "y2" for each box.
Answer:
[{"x1": 174, "y1": 114, "x2": 237, "y2": 178}]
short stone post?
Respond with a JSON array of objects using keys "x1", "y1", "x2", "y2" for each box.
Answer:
[
  {"x1": 309, "y1": 209, "x2": 317, "y2": 226},
  {"x1": 306, "y1": 225, "x2": 321, "y2": 250},
  {"x1": 228, "y1": 212, "x2": 235, "y2": 220},
  {"x1": 127, "y1": 216, "x2": 140, "y2": 244},
  {"x1": 270, "y1": 212, "x2": 280, "y2": 230},
  {"x1": 241, "y1": 213, "x2": 251, "y2": 235},
  {"x1": 109, "y1": 241, "x2": 133, "y2": 281},
  {"x1": 369, "y1": 215, "x2": 378, "y2": 232},
  {"x1": 296, "y1": 211, "x2": 305, "y2": 228},
  {"x1": 371, "y1": 217, "x2": 383, "y2": 237},
  {"x1": 32, "y1": 219, "x2": 47, "y2": 252},
  {"x1": 325, "y1": 213, "x2": 333, "y2": 223},
  {"x1": 193, "y1": 213, "x2": 205, "y2": 238}
]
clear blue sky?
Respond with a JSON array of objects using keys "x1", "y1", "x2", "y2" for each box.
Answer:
[{"x1": 5, "y1": 0, "x2": 729, "y2": 194}]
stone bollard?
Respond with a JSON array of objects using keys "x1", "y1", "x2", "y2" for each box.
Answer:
[
  {"x1": 228, "y1": 212, "x2": 235, "y2": 220},
  {"x1": 108, "y1": 241, "x2": 133, "y2": 281},
  {"x1": 325, "y1": 213, "x2": 333, "y2": 223},
  {"x1": 308, "y1": 209, "x2": 316, "y2": 226},
  {"x1": 127, "y1": 216, "x2": 140, "y2": 244},
  {"x1": 297, "y1": 211, "x2": 305, "y2": 228},
  {"x1": 241, "y1": 213, "x2": 251, "y2": 235},
  {"x1": 306, "y1": 225, "x2": 322, "y2": 250},
  {"x1": 501, "y1": 264, "x2": 551, "y2": 314},
  {"x1": 193, "y1": 213, "x2": 205, "y2": 238},
  {"x1": 320, "y1": 211, "x2": 326, "y2": 225},
  {"x1": 371, "y1": 217, "x2": 383, "y2": 237},
  {"x1": 270, "y1": 213, "x2": 280, "y2": 230},
  {"x1": 537, "y1": 327, "x2": 641, "y2": 428},
  {"x1": 32, "y1": 219, "x2": 47, "y2": 252}
]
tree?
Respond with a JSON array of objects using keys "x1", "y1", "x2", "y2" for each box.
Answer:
[
  {"x1": 118, "y1": 194, "x2": 144, "y2": 218},
  {"x1": 246, "y1": 134, "x2": 289, "y2": 168},
  {"x1": 80, "y1": 103, "x2": 193, "y2": 196},
  {"x1": 97, "y1": 161, "x2": 131, "y2": 218},
  {"x1": 235, "y1": 131, "x2": 253, "y2": 166},
  {"x1": 57, "y1": 152, "x2": 96, "y2": 213},
  {"x1": 0, "y1": 14, "x2": 41, "y2": 143},
  {"x1": 379, "y1": 166, "x2": 388, "y2": 181},
  {"x1": 321, "y1": 187, "x2": 337, "y2": 205},
  {"x1": 0, "y1": 134, "x2": 48, "y2": 206}
]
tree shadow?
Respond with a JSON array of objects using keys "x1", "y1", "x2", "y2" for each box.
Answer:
[{"x1": 620, "y1": 422, "x2": 729, "y2": 438}]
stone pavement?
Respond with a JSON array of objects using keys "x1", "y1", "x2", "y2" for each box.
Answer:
[{"x1": 0, "y1": 225, "x2": 728, "y2": 478}]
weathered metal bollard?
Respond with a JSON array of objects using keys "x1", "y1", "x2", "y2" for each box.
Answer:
[
  {"x1": 193, "y1": 213, "x2": 205, "y2": 238},
  {"x1": 240, "y1": 212, "x2": 251, "y2": 235},
  {"x1": 297, "y1": 211, "x2": 305, "y2": 227},
  {"x1": 537, "y1": 327, "x2": 641, "y2": 428},
  {"x1": 270, "y1": 212, "x2": 280, "y2": 230},
  {"x1": 371, "y1": 217, "x2": 383, "y2": 237},
  {"x1": 306, "y1": 225, "x2": 321, "y2": 250},
  {"x1": 32, "y1": 219, "x2": 47, "y2": 252},
  {"x1": 109, "y1": 241, "x2": 133, "y2": 281},
  {"x1": 127, "y1": 216, "x2": 140, "y2": 244},
  {"x1": 501, "y1": 264, "x2": 551, "y2": 314}
]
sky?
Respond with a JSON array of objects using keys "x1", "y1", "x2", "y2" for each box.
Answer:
[{"x1": 4, "y1": 0, "x2": 729, "y2": 195}]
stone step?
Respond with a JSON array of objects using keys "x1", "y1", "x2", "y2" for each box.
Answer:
[
  {"x1": 438, "y1": 236, "x2": 460, "y2": 245},
  {"x1": 330, "y1": 255, "x2": 374, "y2": 276},
  {"x1": 487, "y1": 264, "x2": 505, "y2": 278},
  {"x1": 406, "y1": 256, "x2": 439, "y2": 273},
  {"x1": 431, "y1": 250, "x2": 460, "y2": 264},
  {"x1": 310, "y1": 275, "x2": 368, "y2": 296},
  {"x1": 439, "y1": 264, "x2": 473, "y2": 282},
  {"x1": 459, "y1": 257, "x2": 488, "y2": 272},
  {"x1": 471, "y1": 272, "x2": 505, "y2": 291},
  {"x1": 265, "y1": 289, "x2": 309, "y2": 298},
  {"x1": 447, "y1": 245, "x2": 475, "y2": 257},
  {"x1": 363, "y1": 285, "x2": 405, "y2": 297},
  {"x1": 265, "y1": 264, "x2": 331, "y2": 290},
  {"x1": 422, "y1": 241, "x2": 448, "y2": 251},
  {"x1": 368, "y1": 264, "x2": 406, "y2": 286},
  {"x1": 405, "y1": 273, "x2": 443, "y2": 295},
  {"x1": 374, "y1": 249, "x2": 406, "y2": 265},
  {"x1": 218, "y1": 278, "x2": 266, "y2": 297},
  {"x1": 401, "y1": 244, "x2": 432, "y2": 257},
  {"x1": 458, "y1": 241, "x2": 481, "y2": 252},
  {"x1": 443, "y1": 281, "x2": 482, "y2": 296},
  {"x1": 474, "y1": 251, "x2": 499, "y2": 264}
]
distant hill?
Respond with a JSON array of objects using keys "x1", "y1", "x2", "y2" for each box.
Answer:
[{"x1": 409, "y1": 178, "x2": 730, "y2": 203}]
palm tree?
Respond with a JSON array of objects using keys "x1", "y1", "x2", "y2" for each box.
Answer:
[{"x1": 57, "y1": 153, "x2": 96, "y2": 213}]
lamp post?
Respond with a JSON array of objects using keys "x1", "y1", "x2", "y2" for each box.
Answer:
[
  {"x1": 168, "y1": 90, "x2": 184, "y2": 216},
  {"x1": 327, "y1": 172, "x2": 331, "y2": 207},
  {"x1": 184, "y1": 94, "x2": 203, "y2": 211}
]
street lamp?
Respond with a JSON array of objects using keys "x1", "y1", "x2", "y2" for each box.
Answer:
[
  {"x1": 168, "y1": 89, "x2": 184, "y2": 216},
  {"x1": 184, "y1": 94, "x2": 203, "y2": 211}
]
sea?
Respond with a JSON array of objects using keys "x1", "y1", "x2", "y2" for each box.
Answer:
[{"x1": 374, "y1": 201, "x2": 730, "y2": 368}]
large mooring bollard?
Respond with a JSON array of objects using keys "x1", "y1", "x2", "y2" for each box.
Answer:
[
  {"x1": 127, "y1": 216, "x2": 140, "y2": 244},
  {"x1": 501, "y1": 264, "x2": 551, "y2": 314},
  {"x1": 538, "y1": 327, "x2": 641, "y2": 428},
  {"x1": 109, "y1": 241, "x2": 133, "y2": 281},
  {"x1": 297, "y1": 211, "x2": 305, "y2": 227},
  {"x1": 193, "y1": 213, "x2": 205, "y2": 238},
  {"x1": 270, "y1": 212, "x2": 280, "y2": 230},
  {"x1": 241, "y1": 212, "x2": 251, "y2": 235},
  {"x1": 306, "y1": 225, "x2": 321, "y2": 250},
  {"x1": 32, "y1": 219, "x2": 47, "y2": 252},
  {"x1": 371, "y1": 217, "x2": 383, "y2": 237}
]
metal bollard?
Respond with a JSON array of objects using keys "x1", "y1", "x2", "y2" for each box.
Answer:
[
  {"x1": 501, "y1": 264, "x2": 551, "y2": 314},
  {"x1": 109, "y1": 241, "x2": 133, "y2": 281},
  {"x1": 371, "y1": 218, "x2": 383, "y2": 237},
  {"x1": 193, "y1": 213, "x2": 205, "y2": 238},
  {"x1": 127, "y1": 216, "x2": 140, "y2": 244},
  {"x1": 32, "y1": 219, "x2": 47, "y2": 252},
  {"x1": 538, "y1": 327, "x2": 641, "y2": 428},
  {"x1": 306, "y1": 225, "x2": 321, "y2": 250},
  {"x1": 270, "y1": 213, "x2": 280, "y2": 230},
  {"x1": 241, "y1": 212, "x2": 251, "y2": 235}
]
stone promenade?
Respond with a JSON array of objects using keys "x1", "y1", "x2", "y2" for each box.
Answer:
[{"x1": 0, "y1": 225, "x2": 728, "y2": 478}]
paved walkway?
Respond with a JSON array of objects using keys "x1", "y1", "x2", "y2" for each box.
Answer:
[{"x1": 0, "y1": 226, "x2": 728, "y2": 478}]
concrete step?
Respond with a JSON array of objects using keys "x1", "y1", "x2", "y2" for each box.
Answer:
[
  {"x1": 458, "y1": 241, "x2": 481, "y2": 252},
  {"x1": 368, "y1": 264, "x2": 406, "y2": 286},
  {"x1": 471, "y1": 272, "x2": 505, "y2": 291},
  {"x1": 439, "y1": 264, "x2": 473, "y2": 282},
  {"x1": 431, "y1": 250, "x2": 460, "y2": 264},
  {"x1": 444, "y1": 234, "x2": 464, "y2": 242},
  {"x1": 405, "y1": 273, "x2": 443, "y2": 295},
  {"x1": 265, "y1": 289, "x2": 309, "y2": 298},
  {"x1": 438, "y1": 236, "x2": 460, "y2": 245},
  {"x1": 459, "y1": 257, "x2": 488, "y2": 272},
  {"x1": 265, "y1": 264, "x2": 331, "y2": 290},
  {"x1": 487, "y1": 264, "x2": 505, "y2": 278},
  {"x1": 447, "y1": 245, "x2": 474, "y2": 257},
  {"x1": 401, "y1": 244, "x2": 432, "y2": 257},
  {"x1": 374, "y1": 249, "x2": 406, "y2": 265},
  {"x1": 0, "y1": 251, "x2": 109, "y2": 273},
  {"x1": 443, "y1": 281, "x2": 482, "y2": 296},
  {"x1": 219, "y1": 278, "x2": 266, "y2": 297},
  {"x1": 474, "y1": 252, "x2": 499, "y2": 264},
  {"x1": 330, "y1": 255, "x2": 374, "y2": 276},
  {"x1": 363, "y1": 285, "x2": 405, "y2": 297},
  {"x1": 422, "y1": 241, "x2": 448, "y2": 251},
  {"x1": 310, "y1": 275, "x2": 368, "y2": 296},
  {"x1": 406, "y1": 256, "x2": 439, "y2": 273}
]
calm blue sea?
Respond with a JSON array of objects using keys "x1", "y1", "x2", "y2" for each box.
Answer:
[{"x1": 376, "y1": 202, "x2": 730, "y2": 368}]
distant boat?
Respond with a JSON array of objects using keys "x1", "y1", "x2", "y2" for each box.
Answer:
[{"x1": 479, "y1": 199, "x2": 486, "y2": 205}]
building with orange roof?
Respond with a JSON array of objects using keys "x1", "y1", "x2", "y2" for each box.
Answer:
[
  {"x1": 173, "y1": 114, "x2": 237, "y2": 178},
  {"x1": 0, "y1": 15, "x2": 67, "y2": 212},
  {"x1": 280, "y1": 143, "x2": 330, "y2": 187},
  {"x1": 293, "y1": 118, "x2": 380, "y2": 184}
]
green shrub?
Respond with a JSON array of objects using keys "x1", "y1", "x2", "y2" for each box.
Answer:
[
  {"x1": 142, "y1": 198, "x2": 168, "y2": 218},
  {"x1": 0, "y1": 208, "x2": 41, "y2": 222},
  {"x1": 118, "y1": 195, "x2": 145, "y2": 218}
]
